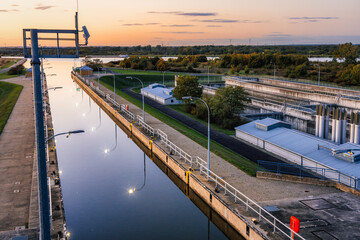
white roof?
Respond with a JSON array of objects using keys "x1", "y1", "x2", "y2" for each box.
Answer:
[
  {"x1": 236, "y1": 119, "x2": 360, "y2": 178},
  {"x1": 142, "y1": 83, "x2": 175, "y2": 100}
]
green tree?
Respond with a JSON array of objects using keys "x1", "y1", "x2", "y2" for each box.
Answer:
[
  {"x1": 82, "y1": 57, "x2": 103, "y2": 71},
  {"x1": 173, "y1": 76, "x2": 202, "y2": 100},
  {"x1": 155, "y1": 58, "x2": 167, "y2": 71},
  {"x1": 334, "y1": 42, "x2": 359, "y2": 66}
]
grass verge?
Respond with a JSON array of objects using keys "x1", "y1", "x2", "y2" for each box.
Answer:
[
  {"x1": 0, "y1": 61, "x2": 15, "y2": 69},
  {"x1": 0, "y1": 82, "x2": 23, "y2": 134},
  {"x1": 100, "y1": 78, "x2": 257, "y2": 176},
  {"x1": 0, "y1": 72, "x2": 19, "y2": 80}
]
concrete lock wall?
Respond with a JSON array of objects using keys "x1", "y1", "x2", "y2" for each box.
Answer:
[{"x1": 72, "y1": 73, "x2": 267, "y2": 240}]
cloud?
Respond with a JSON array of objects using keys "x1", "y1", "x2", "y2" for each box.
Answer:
[
  {"x1": 34, "y1": 4, "x2": 55, "y2": 10},
  {"x1": 122, "y1": 23, "x2": 159, "y2": 26},
  {"x1": 0, "y1": 9, "x2": 19, "y2": 12},
  {"x1": 288, "y1": 16, "x2": 338, "y2": 23},
  {"x1": 161, "y1": 24, "x2": 194, "y2": 27},
  {"x1": 289, "y1": 17, "x2": 338, "y2": 20},
  {"x1": 194, "y1": 19, "x2": 238, "y2": 23},
  {"x1": 0, "y1": 10, "x2": 8, "y2": 12},
  {"x1": 158, "y1": 31, "x2": 204, "y2": 34},
  {"x1": 148, "y1": 11, "x2": 216, "y2": 17},
  {"x1": 207, "y1": 25, "x2": 222, "y2": 28},
  {"x1": 11, "y1": 4, "x2": 19, "y2": 7}
]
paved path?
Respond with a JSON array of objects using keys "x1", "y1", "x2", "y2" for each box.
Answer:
[
  {"x1": 0, "y1": 76, "x2": 39, "y2": 237},
  {"x1": 0, "y1": 59, "x2": 27, "y2": 74}
]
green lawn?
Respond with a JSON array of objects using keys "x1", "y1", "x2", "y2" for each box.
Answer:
[
  {"x1": 100, "y1": 77, "x2": 257, "y2": 176},
  {"x1": 0, "y1": 82, "x2": 23, "y2": 134},
  {"x1": 109, "y1": 68, "x2": 223, "y2": 87},
  {"x1": 0, "y1": 61, "x2": 15, "y2": 70},
  {"x1": 0, "y1": 72, "x2": 19, "y2": 80}
]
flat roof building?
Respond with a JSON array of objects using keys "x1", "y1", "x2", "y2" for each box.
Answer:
[
  {"x1": 235, "y1": 118, "x2": 360, "y2": 189},
  {"x1": 141, "y1": 83, "x2": 181, "y2": 105}
]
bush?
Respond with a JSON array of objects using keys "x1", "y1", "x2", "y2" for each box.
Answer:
[{"x1": 7, "y1": 65, "x2": 24, "y2": 75}]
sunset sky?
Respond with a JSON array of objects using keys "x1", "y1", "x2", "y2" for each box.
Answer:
[{"x1": 1, "y1": 0, "x2": 359, "y2": 46}]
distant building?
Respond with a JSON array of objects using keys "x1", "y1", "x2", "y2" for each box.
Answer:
[
  {"x1": 79, "y1": 66, "x2": 93, "y2": 76},
  {"x1": 25, "y1": 68, "x2": 32, "y2": 78},
  {"x1": 141, "y1": 83, "x2": 181, "y2": 105}
]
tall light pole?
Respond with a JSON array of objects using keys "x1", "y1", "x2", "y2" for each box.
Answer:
[
  {"x1": 273, "y1": 63, "x2": 276, "y2": 81},
  {"x1": 162, "y1": 71, "x2": 165, "y2": 85},
  {"x1": 208, "y1": 65, "x2": 210, "y2": 84},
  {"x1": 45, "y1": 130, "x2": 85, "y2": 143},
  {"x1": 126, "y1": 76, "x2": 145, "y2": 121},
  {"x1": 113, "y1": 74, "x2": 116, "y2": 103},
  {"x1": 182, "y1": 96, "x2": 211, "y2": 179}
]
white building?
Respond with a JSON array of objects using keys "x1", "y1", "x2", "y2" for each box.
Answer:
[{"x1": 141, "y1": 83, "x2": 181, "y2": 105}]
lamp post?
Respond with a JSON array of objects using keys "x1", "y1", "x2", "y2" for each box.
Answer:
[
  {"x1": 273, "y1": 63, "x2": 276, "y2": 81},
  {"x1": 126, "y1": 76, "x2": 145, "y2": 121},
  {"x1": 45, "y1": 130, "x2": 85, "y2": 143},
  {"x1": 208, "y1": 65, "x2": 210, "y2": 84},
  {"x1": 128, "y1": 153, "x2": 147, "y2": 194},
  {"x1": 182, "y1": 96, "x2": 211, "y2": 179},
  {"x1": 113, "y1": 73, "x2": 116, "y2": 103},
  {"x1": 162, "y1": 71, "x2": 165, "y2": 85}
]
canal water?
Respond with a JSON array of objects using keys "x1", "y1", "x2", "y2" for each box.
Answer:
[{"x1": 38, "y1": 60, "x2": 242, "y2": 240}]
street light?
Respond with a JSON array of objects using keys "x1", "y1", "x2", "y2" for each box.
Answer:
[
  {"x1": 126, "y1": 76, "x2": 145, "y2": 121},
  {"x1": 182, "y1": 96, "x2": 211, "y2": 179},
  {"x1": 128, "y1": 153, "x2": 147, "y2": 194},
  {"x1": 314, "y1": 64, "x2": 321, "y2": 86},
  {"x1": 113, "y1": 73, "x2": 116, "y2": 103},
  {"x1": 45, "y1": 130, "x2": 85, "y2": 143},
  {"x1": 208, "y1": 65, "x2": 210, "y2": 84},
  {"x1": 162, "y1": 71, "x2": 165, "y2": 85}
]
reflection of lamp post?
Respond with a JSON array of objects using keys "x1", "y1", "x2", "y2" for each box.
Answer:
[
  {"x1": 45, "y1": 130, "x2": 85, "y2": 143},
  {"x1": 126, "y1": 76, "x2": 145, "y2": 121},
  {"x1": 45, "y1": 87, "x2": 62, "y2": 93},
  {"x1": 104, "y1": 124, "x2": 118, "y2": 154},
  {"x1": 91, "y1": 106, "x2": 102, "y2": 132},
  {"x1": 182, "y1": 96, "x2": 210, "y2": 179},
  {"x1": 128, "y1": 153, "x2": 146, "y2": 194},
  {"x1": 82, "y1": 96, "x2": 91, "y2": 117}
]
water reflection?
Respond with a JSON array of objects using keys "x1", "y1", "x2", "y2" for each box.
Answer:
[
  {"x1": 128, "y1": 153, "x2": 146, "y2": 194},
  {"x1": 104, "y1": 123, "x2": 117, "y2": 154},
  {"x1": 91, "y1": 106, "x2": 102, "y2": 132}
]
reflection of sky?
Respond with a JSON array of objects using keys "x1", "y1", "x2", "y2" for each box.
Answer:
[{"x1": 44, "y1": 60, "x2": 230, "y2": 240}]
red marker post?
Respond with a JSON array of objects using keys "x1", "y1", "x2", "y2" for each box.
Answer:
[{"x1": 290, "y1": 216, "x2": 300, "y2": 239}]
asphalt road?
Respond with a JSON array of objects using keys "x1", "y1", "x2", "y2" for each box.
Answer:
[{"x1": 123, "y1": 88, "x2": 288, "y2": 166}]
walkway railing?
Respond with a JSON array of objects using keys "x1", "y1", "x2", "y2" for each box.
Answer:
[
  {"x1": 120, "y1": 104, "x2": 135, "y2": 121},
  {"x1": 136, "y1": 115, "x2": 156, "y2": 137},
  {"x1": 158, "y1": 134, "x2": 193, "y2": 165},
  {"x1": 194, "y1": 157, "x2": 305, "y2": 240},
  {"x1": 258, "y1": 160, "x2": 359, "y2": 190},
  {"x1": 106, "y1": 94, "x2": 120, "y2": 108}
]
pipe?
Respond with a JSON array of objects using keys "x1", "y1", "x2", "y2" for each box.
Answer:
[
  {"x1": 355, "y1": 113, "x2": 360, "y2": 145},
  {"x1": 341, "y1": 110, "x2": 347, "y2": 144},
  {"x1": 350, "y1": 112, "x2": 355, "y2": 143},
  {"x1": 331, "y1": 107, "x2": 336, "y2": 142},
  {"x1": 319, "y1": 115, "x2": 325, "y2": 138},
  {"x1": 315, "y1": 105, "x2": 320, "y2": 137}
]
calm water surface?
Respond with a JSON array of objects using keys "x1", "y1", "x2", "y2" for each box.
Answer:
[{"x1": 37, "y1": 60, "x2": 241, "y2": 240}]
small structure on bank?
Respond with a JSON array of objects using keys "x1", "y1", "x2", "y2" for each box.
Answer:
[
  {"x1": 25, "y1": 68, "x2": 33, "y2": 78},
  {"x1": 141, "y1": 83, "x2": 181, "y2": 105},
  {"x1": 78, "y1": 66, "x2": 93, "y2": 76}
]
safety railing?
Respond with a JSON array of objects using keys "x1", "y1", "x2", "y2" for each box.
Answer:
[
  {"x1": 258, "y1": 160, "x2": 359, "y2": 190},
  {"x1": 120, "y1": 104, "x2": 135, "y2": 121},
  {"x1": 194, "y1": 157, "x2": 305, "y2": 240},
  {"x1": 136, "y1": 115, "x2": 156, "y2": 137},
  {"x1": 156, "y1": 129, "x2": 168, "y2": 141},
  {"x1": 106, "y1": 94, "x2": 121, "y2": 109},
  {"x1": 159, "y1": 136, "x2": 193, "y2": 165}
]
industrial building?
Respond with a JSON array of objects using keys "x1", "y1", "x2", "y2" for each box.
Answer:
[
  {"x1": 141, "y1": 83, "x2": 181, "y2": 105},
  {"x1": 235, "y1": 118, "x2": 360, "y2": 189}
]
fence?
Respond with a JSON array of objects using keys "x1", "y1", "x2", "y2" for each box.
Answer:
[
  {"x1": 106, "y1": 94, "x2": 120, "y2": 109},
  {"x1": 257, "y1": 160, "x2": 359, "y2": 190},
  {"x1": 193, "y1": 157, "x2": 305, "y2": 240},
  {"x1": 75, "y1": 71, "x2": 306, "y2": 240}
]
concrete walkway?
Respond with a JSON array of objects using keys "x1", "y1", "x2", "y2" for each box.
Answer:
[{"x1": 0, "y1": 76, "x2": 39, "y2": 238}]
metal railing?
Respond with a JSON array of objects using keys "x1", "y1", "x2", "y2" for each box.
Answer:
[
  {"x1": 120, "y1": 104, "x2": 135, "y2": 121},
  {"x1": 156, "y1": 129, "x2": 168, "y2": 141},
  {"x1": 194, "y1": 157, "x2": 305, "y2": 240},
  {"x1": 136, "y1": 115, "x2": 156, "y2": 137},
  {"x1": 106, "y1": 94, "x2": 120, "y2": 108},
  {"x1": 258, "y1": 160, "x2": 359, "y2": 190},
  {"x1": 159, "y1": 135, "x2": 193, "y2": 165}
]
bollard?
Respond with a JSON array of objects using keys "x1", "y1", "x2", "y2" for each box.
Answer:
[
  {"x1": 149, "y1": 140, "x2": 153, "y2": 152},
  {"x1": 130, "y1": 123, "x2": 132, "y2": 133}
]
